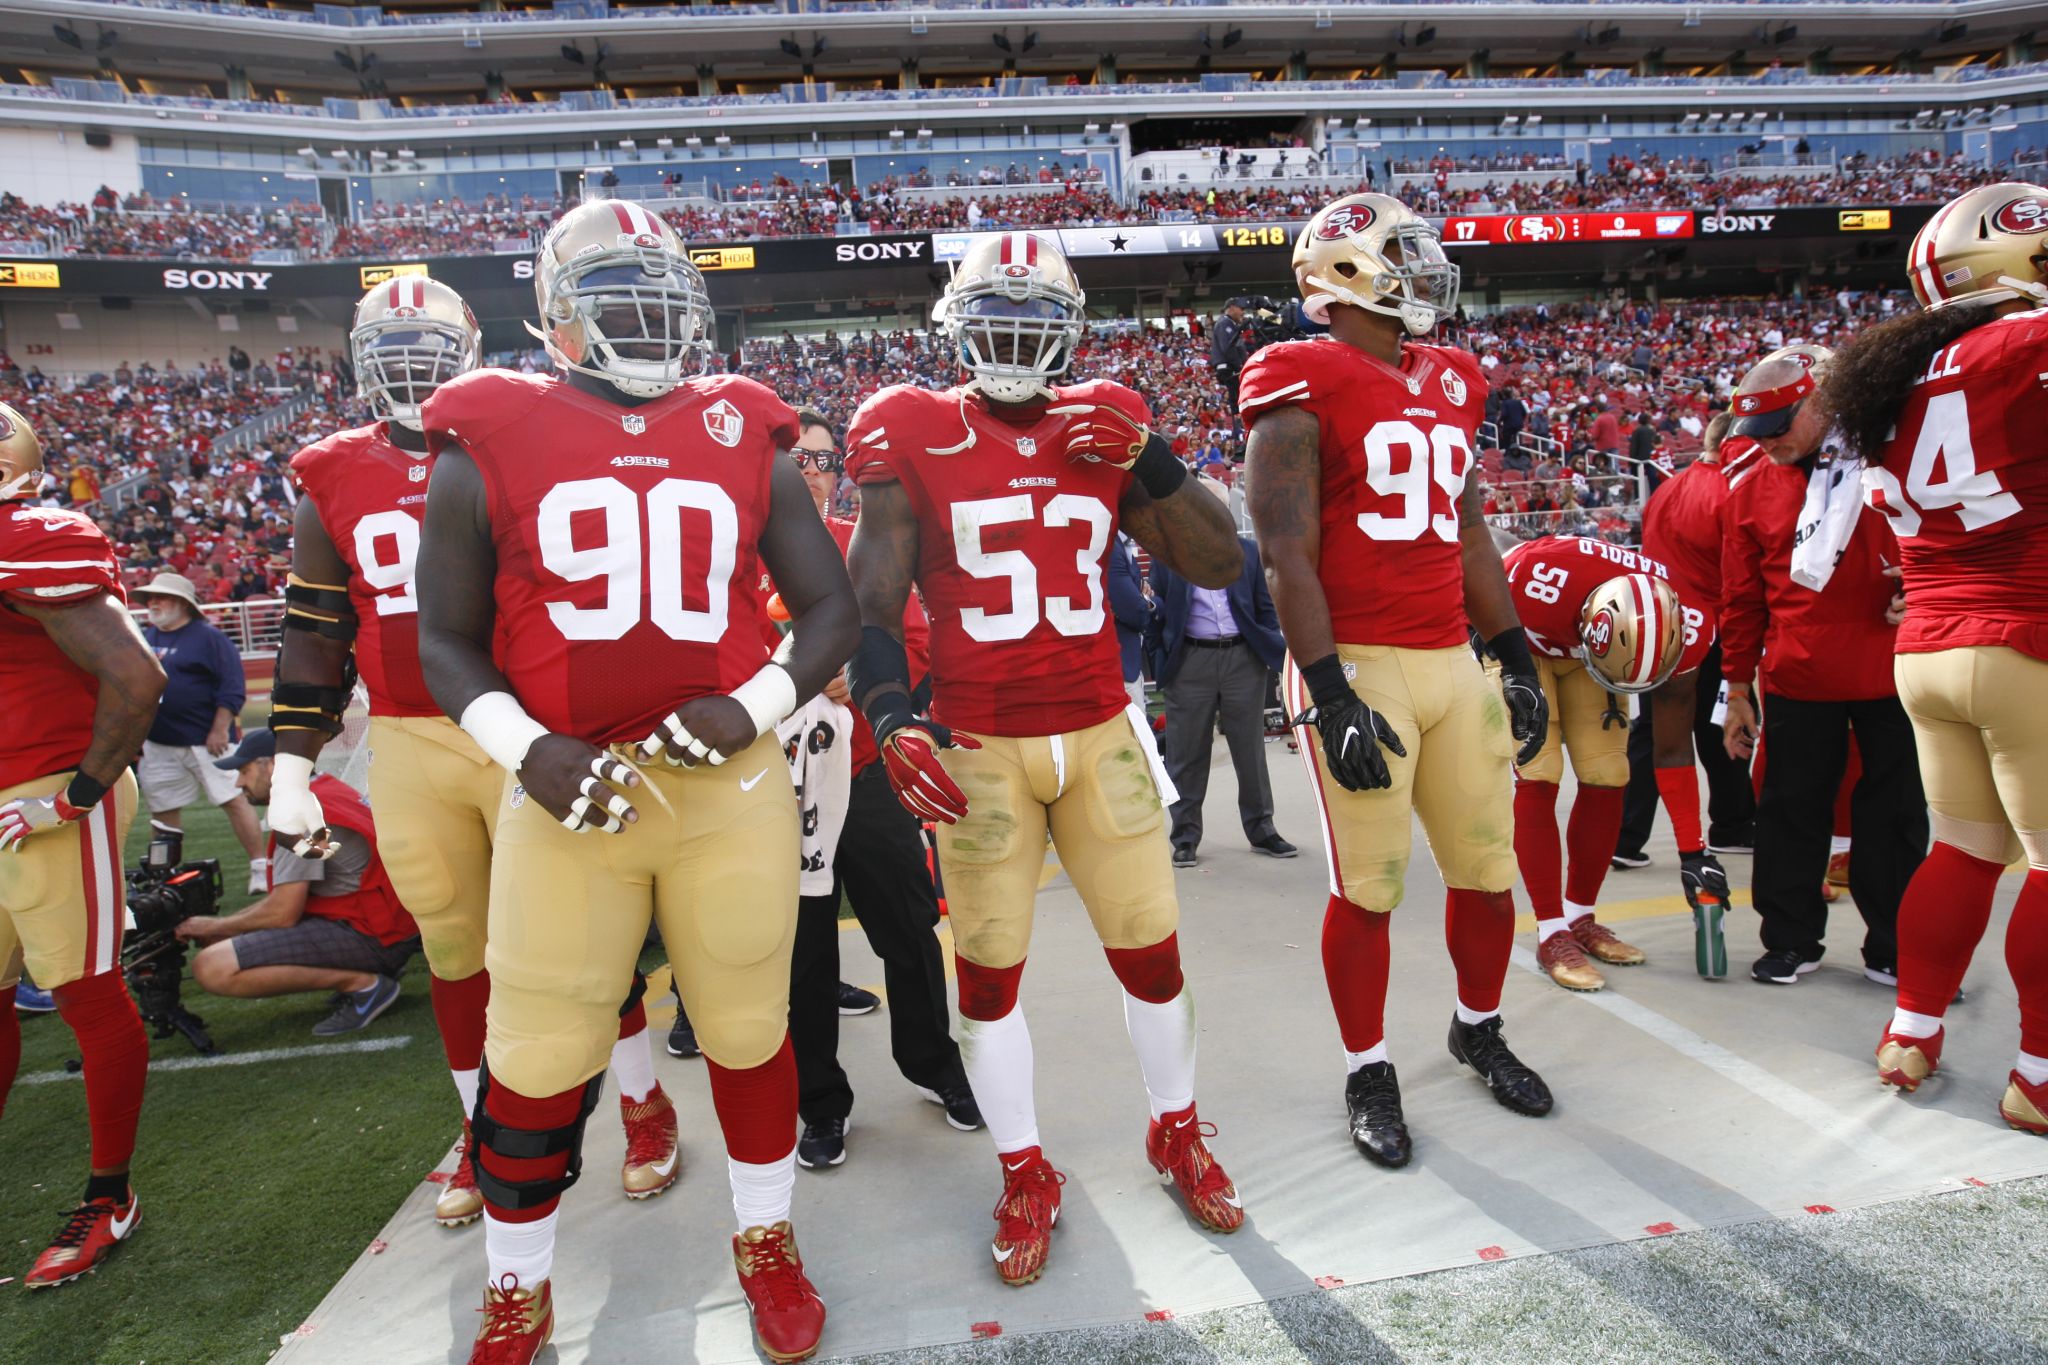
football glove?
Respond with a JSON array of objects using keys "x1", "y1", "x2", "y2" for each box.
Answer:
[
  {"x1": 875, "y1": 716, "x2": 981, "y2": 825},
  {"x1": 1486, "y1": 628, "x2": 1549, "y2": 767},
  {"x1": 1679, "y1": 850, "x2": 1730, "y2": 911},
  {"x1": 1296, "y1": 654, "x2": 1406, "y2": 793},
  {"x1": 1047, "y1": 401, "x2": 1150, "y2": 468},
  {"x1": 0, "y1": 787, "x2": 89, "y2": 853}
]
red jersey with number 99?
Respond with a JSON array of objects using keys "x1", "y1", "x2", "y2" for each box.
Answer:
[
  {"x1": 0, "y1": 502, "x2": 123, "y2": 790},
  {"x1": 290, "y1": 423, "x2": 439, "y2": 718},
  {"x1": 1502, "y1": 534, "x2": 1712, "y2": 677},
  {"x1": 1862, "y1": 309, "x2": 2048, "y2": 662},
  {"x1": 1238, "y1": 336, "x2": 1488, "y2": 649},
  {"x1": 423, "y1": 368, "x2": 795, "y2": 745},
  {"x1": 845, "y1": 381, "x2": 1138, "y2": 739}
]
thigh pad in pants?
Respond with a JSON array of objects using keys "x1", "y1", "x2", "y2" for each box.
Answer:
[
  {"x1": 0, "y1": 771, "x2": 135, "y2": 991},
  {"x1": 1557, "y1": 658, "x2": 1629, "y2": 789},
  {"x1": 1896, "y1": 647, "x2": 2048, "y2": 866},
  {"x1": 1049, "y1": 709, "x2": 1178, "y2": 951},
  {"x1": 1412, "y1": 647, "x2": 1519, "y2": 893},
  {"x1": 368, "y1": 715, "x2": 500, "y2": 980},
  {"x1": 934, "y1": 733, "x2": 1050, "y2": 970}
]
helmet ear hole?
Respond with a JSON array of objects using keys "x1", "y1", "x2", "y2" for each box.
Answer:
[{"x1": 1333, "y1": 261, "x2": 1359, "y2": 279}]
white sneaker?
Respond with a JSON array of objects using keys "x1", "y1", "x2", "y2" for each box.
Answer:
[{"x1": 248, "y1": 863, "x2": 270, "y2": 896}]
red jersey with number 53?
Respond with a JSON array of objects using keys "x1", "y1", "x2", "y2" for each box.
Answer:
[
  {"x1": 0, "y1": 502, "x2": 124, "y2": 790},
  {"x1": 1239, "y1": 336, "x2": 1488, "y2": 649},
  {"x1": 1502, "y1": 534, "x2": 1712, "y2": 679},
  {"x1": 291, "y1": 422, "x2": 439, "y2": 718},
  {"x1": 424, "y1": 368, "x2": 796, "y2": 745},
  {"x1": 1862, "y1": 309, "x2": 2048, "y2": 662},
  {"x1": 845, "y1": 381, "x2": 1139, "y2": 739}
]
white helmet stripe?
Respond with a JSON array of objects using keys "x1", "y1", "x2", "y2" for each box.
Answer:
[{"x1": 1629, "y1": 574, "x2": 1662, "y2": 687}]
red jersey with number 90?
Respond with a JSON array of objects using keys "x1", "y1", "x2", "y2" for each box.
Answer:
[
  {"x1": 423, "y1": 368, "x2": 795, "y2": 745},
  {"x1": 1238, "y1": 336, "x2": 1488, "y2": 649},
  {"x1": 290, "y1": 423, "x2": 439, "y2": 718},
  {"x1": 845, "y1": 381, "x2": 1138, "y2": 739},
  {"x1": 1502, "y1": 534, "x2": 1712, "y2": 678},
  {"x1": 1862, "y1": 309, "x2": 2048, "y2": 662}
]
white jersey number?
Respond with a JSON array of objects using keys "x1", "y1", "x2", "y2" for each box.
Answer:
[
  {"x1": 1356, "y1": 421, "x2": 1475, "y2": 544},
  {"x1": 353, "y1": 510, "x2": 421, "y2": 617},
  {"x1": 1863, "y1": 389, "x2": 2022, "y2": 537},
  {"x1": 951, "y1": 493, "x2": 1113, "y2": 643},
  {"x1": 536, "y1": 476, "x2": 739, "y2": 642}
]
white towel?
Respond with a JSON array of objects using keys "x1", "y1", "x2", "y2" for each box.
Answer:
[
  {"x1": 1789, "y1": 457, "x2": 1863, "y2": 592},
  {"x1": 777, "y1": 694, "x2": 853, "y2": 897}
]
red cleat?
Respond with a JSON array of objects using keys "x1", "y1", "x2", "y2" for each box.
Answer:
[
  {"x1": 437, "y1": 1121, "x2": 484, "y2": 1227},
  {"x1": 1146, "y1": 1103, "x2": 1245, "y2": 1233},
  {"x1": 990, "y1": 1146, "x2": 1065, "y2": 1286},
  {"x1": 620, "y1": 1083, "x2": 680, "y2": 1200},
  {"x1": 2002, "y1": 1070, "x2": 2048, "y2": 1134},
  {"x1": 733, "y1": 1221, "x2": 827, "y2": 1363},
  {"x1": 25, "y1": 1191, "x2": 141, "y2": 1288},
  {"x1": 467, "y1": 1274, "x2": 553, "y2": 1364},
  {"x1": 1876, "y1": 1028, "x2": 1943, "y2": 1092}
]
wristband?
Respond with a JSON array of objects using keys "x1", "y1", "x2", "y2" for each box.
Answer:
[
  {"x1": 458, "y1": 691, "x2": 550, "y2": 774},
  {"x1": 63, "y1": 772, "x2": 109, "y2": 812},
  {"x1": 1132, "y1": 432, "x2": 1189, "y2": 500},
  {"x1": 730, "y1": 663, "x2": 799, "y2": 740},
  {"x1": 1486, "y1": 627, "x2": 1538, "y2": 679},
  {"x1": 1298, "y1": 653, "x2": 1356, "y2": 712},
  {"x1": 847, "y1": 624, "x2": 916, "y2": 740},
  {"x1": 271, "y1": 752, "x2": 317, "y2": 798}
]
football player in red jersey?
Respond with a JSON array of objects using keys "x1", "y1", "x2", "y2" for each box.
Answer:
[
  {"x1": 415, "y1": 202, "x2": 859, "y2": 1364},
  {"x1": 0, "y1": 404, "x2": 167, "y2": 1287},
  {"x1": 1818, "y1": 182, "x2": 2048, "y2": 1133},
  {"x1": 1241, "y1": 193, "x2": 1552, "y2": 1170},
  {"x1": 1501, "y1": 535, "x2": 1705, "y2": 988},
  {"x1": 273, "y1": 278, "x2": 680, "y2": 1232},
  {"x1": 844, "y1": 231, "x2": 1247, "y2": 1287}
]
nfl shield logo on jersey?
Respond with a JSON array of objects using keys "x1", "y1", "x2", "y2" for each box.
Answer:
[
  {"x1": 703, "y1": 399, "x2": 744, "y2": 448},
  {"x1": 1440, "y1": 369, "x2": 1468, "y2": 407},
  {"x1": 407, "y1": 464, "x2": 427, "y2": 483},
  {"x1": 623, "y1": 413, "x2": 647, "y2": 436},
  {"x1": 1016, "y1": 436, "x2": 1037, "y2": 457}
]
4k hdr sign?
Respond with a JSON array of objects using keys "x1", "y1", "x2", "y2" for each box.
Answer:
[
  {"x1": 0, "y1": 262, "x2": 61, "y2": 288},
  {"x1": 359, "y1": 262, "x2": 431, "y2": 289},
  {"x1": 1839, "y1": 209, "x2": 1894, "y2": 232},
  {"x1": 688, "y1": 246, "x2": 756, "y2": 273}
]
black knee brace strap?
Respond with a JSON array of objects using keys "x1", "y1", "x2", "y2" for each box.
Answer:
[
  {"x1": 468, "y1": 1066, "x2": 605, "y2": 1212},
  {"x1": 618, "y1": 969, "x2": 647, "y2": 1019},
  {"x1": 268, "y1": 681, "x2": 352, "y2": 738}
]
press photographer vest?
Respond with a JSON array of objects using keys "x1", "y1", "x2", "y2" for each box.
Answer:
[{"x1": 280, "y1": 776, "x2": 417, "y2": 948}]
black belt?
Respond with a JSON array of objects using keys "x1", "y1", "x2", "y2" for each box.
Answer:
[{"x1": 1186, "y1": 635, "x2": 1243, "y2": 649}]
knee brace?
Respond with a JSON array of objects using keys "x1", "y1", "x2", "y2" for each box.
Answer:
[{"x1": 469, "y1": 1065, "x2": 604, "y2": 1212}]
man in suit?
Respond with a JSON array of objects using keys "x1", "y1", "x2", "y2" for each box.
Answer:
[
  {"x1": 1108, "y1": 532, "x2": 1152, "y2": 710},
  {"x1": 1149, "y1": 535, "x2": 1295, "y2": 866}
]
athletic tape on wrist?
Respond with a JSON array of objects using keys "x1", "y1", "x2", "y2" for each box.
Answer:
[
  {"x1": 730, "y1": 663, "x2": 798, "y2": 741},
  {"x1": 458, "y1": 691, "x2": 550, "y2": 774}
]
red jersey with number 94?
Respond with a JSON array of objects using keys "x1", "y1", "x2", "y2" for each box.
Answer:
[
  {"x1": 290, "y1": 423, "x2": 439, "y2": 717},
  {"x1": 1238, "y1": 336, "x2": 1488, "y2": 649},
  {"x1": 423, "y1": 368, "x2": 795, "y2": 745},
  {"x1": 845, "y1": 381, "x2": 1139, "y2": 739},
  {"x1": 1861, "y1": 309, "x2": 2048, "y2": 662},
  {"x1": 1502, "y1": 534, "x2": 1712, "y2": 678}
]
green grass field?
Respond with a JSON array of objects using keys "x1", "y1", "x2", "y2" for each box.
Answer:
[{"x1": 0, "y1": 803, "x2": 456, "y2": 1365}]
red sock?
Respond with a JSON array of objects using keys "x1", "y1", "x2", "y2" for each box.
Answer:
[
  {"x1": 52, "y1": 972, "x2": 148, "y2": 1171},
  {"x1": 617, "y1": 995, "x2": 647, "y2": 1040},
  {"x1": 0, "y1": 984, "x2": 19, "y2": 1122},
  {"x1": 1834, "y1": 737, "x2": 1861, "y2": 840},
  {"x1": 1654, "y1": 765, "x2": 1704, "y2": 855},
  {"x1": 429, "y1": 970, "x2": 490, "y2": 1073},
  {"x1": 957, "y1": 956, "x2": 1025, "y2": 1021},
  {"x1": 1896, "y1": 841, "x2": 2004, "y2": 1018},
  {"x1": 476, "y1": 1079, "x2": 587, "y2": 1224},
  {"x1": 1104, "y1": 933, "x2": 1184, "y2": 1004},
  {"x1": 1565, "y1": 785, "x2": 1625, "y2": 911},
  {"x1": 1321, "y1": 894, "x2": 1391, "y2": 1052},
  {"x1": 705, "y1": 1035, "x2": 799, "y2": 1164},
  {"x1": 1513, "y1": 780, "x2": 1564, "y2": 922},
  {"x1": 1445, "y1": 888, "x2": 1516, "y2": 1014},
  {"x1": 2007, "y1": 869, "x2": 2048, "y2": 1058}
]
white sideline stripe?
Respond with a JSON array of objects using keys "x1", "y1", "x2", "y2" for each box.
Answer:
[
  {"x1": 17, "y1": 1034, "x2": 411, "y2": 1085},
  {"x1": 1508, "y1": 947, "x2": 1911, "y2": 1167}
]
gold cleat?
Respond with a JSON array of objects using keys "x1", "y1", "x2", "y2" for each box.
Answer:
[
  {"x1": 1573, "y1": 916, "x2": 1646, "y2": 966},
  {"x1": 1538, "y1": 931, "x2": 1606, "y2": 992},
  {"x1": 2002, "y1": 1072, "x2": 2048, "y2": 1135},
  {"x1": 436, "y1": 1121, "x2": 484, "y2": 1227},
  {"x1": 621, "y1": 1084, "x2": 681, "y2": 1199},
  {"x1": 468, "y1": 1275, "x2": 553, "y2": 1365}
]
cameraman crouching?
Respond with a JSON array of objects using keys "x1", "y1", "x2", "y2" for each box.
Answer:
[{"x1": 175, "y1": 730, "x2": 419, "y2": 1037}]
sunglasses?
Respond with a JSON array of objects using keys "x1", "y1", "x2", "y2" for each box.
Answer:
[{"x1": 792, "y1": 447, "x2": 843, "y2": 472}]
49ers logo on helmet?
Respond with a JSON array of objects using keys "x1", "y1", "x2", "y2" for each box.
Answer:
[
  {"x1": 1991, "y1": 197, "x2": 2048, "y2": 234},
  {"x1": 1584, "y1": 609, "x2": 1616, "y2": 657},
  {"x1": 0, "y1": 411, "x2": 15, "y2": 441},
  {"x1": 1001, "y1": 263, "x2": 1031, "y2": 279},
  {"x1": 1314, "y1": 202, "x2": 1377, "y2": 240}
]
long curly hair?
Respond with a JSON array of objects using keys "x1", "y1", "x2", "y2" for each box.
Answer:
[{"x1": 1815, "y1": 299, "x2": 2000, "y2": 464}]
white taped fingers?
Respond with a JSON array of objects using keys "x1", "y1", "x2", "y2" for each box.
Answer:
[{"x1": 564, "y1": 753, "x2": 640, "y2": 834}]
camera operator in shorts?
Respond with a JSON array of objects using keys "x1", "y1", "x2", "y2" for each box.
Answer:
[{"x1": 175, "y1": 729, "x2": 420, "y2": 1037}]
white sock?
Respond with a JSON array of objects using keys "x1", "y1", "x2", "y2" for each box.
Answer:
[
  {"x1": 1122, "y1": 988, "x2": 1197, "y2": 1120},
  {"x1": 1536, "y1": 917, "x2": 1573, "y2": 943},
  {"x1": 1344, "y1": 1042, "x2": 1389, "y2": 1073},
  {"x1": 1455, "y1": 1000, "x2": 1500, "y2": 1027},
  {"x1": 1830, "y1": 835, "x2": 1852, "y2": 856},
  {"x1": 484, "y1": 1208, "x2": 558, "y2": 1286},
  {"x1": 2017, "y1": 1051, "x2": 2048, "y2": 1087},
  {"x1": 1888, "y1": 1008, "x2": 1944, "y2": 1040},
  {"x1": 1563, "y1": 901, "x2": 1596, "y2": 925},
  {"x1": 451, "y1": 1067, "x2": 480, "y2": 1121},
  {"x1": 958, "y1": 1003, "x2": 1040, "y2": 1154},
  {"x1": 610, "y1": 1027, "x2": 656, "y2": 1105},
  {"x1": 728, "y1": 1150, "x2": 797, "y2": 1233}
]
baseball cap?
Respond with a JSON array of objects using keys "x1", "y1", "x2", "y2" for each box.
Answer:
[
  {"x1": 1727, "y1": 367, "x2": 1816, "y2": 440},
  {"x1": 212, "y1": 728, "x2": 275, "y2": 770}
]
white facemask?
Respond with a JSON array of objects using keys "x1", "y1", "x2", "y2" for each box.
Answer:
[{"x1": 146, "y1": 604, "x2": 183, "y2": 630}]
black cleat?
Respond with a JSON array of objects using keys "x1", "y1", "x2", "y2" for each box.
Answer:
[
  {"x1": 1344, "y1": 1061, "x2": 1412, "y2": 1168},
  {"x1": 1448, "y1": 1015, "x2": 1554, "y2": 1117}
]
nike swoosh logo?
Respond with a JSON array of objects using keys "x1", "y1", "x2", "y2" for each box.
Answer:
[
  {"x1": 1220, "y1": 1192, "x2": 1243, "y2": 1210},
  {"x1": 1173, "y1": 1117, "x2": 1194, "y2": 1129},
  {"x1": 992, "y1": 1244, "x2": 1016, "y2": 1263},
  {"x1": 109, "y1": 1200, "x2": 139, "y2": 1239},
  {"x1": 648, "y1": 1148, "x2": 678, "y2": 1178},
  {"x1": 1339, "y1": 729, "x2": 1358, "y2": 760},
  {"x1": 1004, "y1": 1158, "x2": 1032, "y2": 1173},
  {"x1": 738, "y1": 769, "x2": 769, "y2": 791}
]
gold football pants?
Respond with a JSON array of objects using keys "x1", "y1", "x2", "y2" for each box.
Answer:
[
  {"x1": 367, "y1": 715, "x2": 502, "y2": 981},
  {"x1": 1896, "y1": 646, "x2": 2048, "y2": 868},
  {"x1": 0, "y1": 771, "x2": 137, "y2": 991},
  {"x1": 1515, "y1": 655, "x2": 1629, "y2": 789}
]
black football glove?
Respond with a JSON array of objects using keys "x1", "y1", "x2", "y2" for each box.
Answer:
[
  {"x1": 1679, "y1": 850, "x2": 1730, "y2": 911},
  {"x1": 1296, "y1": 654, "x2": 1406, "y2": 793},
  {"x1": 1487, "y1": 627, "x2": 1549, "y2": 767}
]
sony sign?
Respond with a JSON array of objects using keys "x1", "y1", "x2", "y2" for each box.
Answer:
[
  {"x1": 834, "y1": 240, "x2": 928, "y2": 263},
  {"x1": 162, "y1": 267, "x2": 273, "y2": 292},
  {"x1": 1699, "y1": 213, "x2": 1777, "y2": 235}
]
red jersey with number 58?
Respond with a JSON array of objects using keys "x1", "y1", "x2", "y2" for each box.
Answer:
[
  {"x1": 1239, "y1": 336, "x2": 1488, "y2": 649},
  {"x1": 845, "y1": 381, "x2": 1139, "y2": 739},
  {"x1": 0, "y1": 502, "x2": 124, "y2": 790},
  {"x1": 1862, "y1": 309, "x2": 2048, "y2": 662},
  {"x1": 1502, "y1": 534, "x2": 1712, "y2": 678},
  {"x1": 423, "y1": 368, "x2": 796, "y2": 745},
  {"x1": 290, "y1": 423, "x2": 439, "y2": 718}
]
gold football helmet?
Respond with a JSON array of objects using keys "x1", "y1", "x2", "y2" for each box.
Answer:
[
  {"x1": 1908, "y1": 182, "x2": 2048, "y2": 310},
  {"x1": 350, "y1": 276, "x2": 481, "y2": 431},
  {"x1": 0, "y1": 401, "x2": 45, "y2": 502},
  {"x1": 528, "y1": 200, "x2": 712, "y2": 399},
  {"x1": 1578, "y1": 572, "x2": 1685, "y2": 694},
  {"x1": 1760, "y1": 341, "x2": 1834, "y2": 372},
  {"x1": 1293, "y1": 192, "x2": 1459, "y2": 335},
  {"x1": 932, "y1": 231, "x2": 1086, "y2": 403}
]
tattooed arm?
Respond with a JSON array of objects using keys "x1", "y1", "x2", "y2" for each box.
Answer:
[
  {"x1": 1119, "y1": 474, "x2": 1243, "y2": 590},
  {"x1": 1243, "y1": 405, "x2": 1332, "y2": 663}
]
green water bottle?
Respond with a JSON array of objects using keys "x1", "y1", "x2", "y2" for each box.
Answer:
[{"x1": 1694, "y1": 892, "x2": 1727, "y2": 979}]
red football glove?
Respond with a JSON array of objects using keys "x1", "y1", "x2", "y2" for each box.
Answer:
[
  {"x1": 1049, "y1": 401, "x2": 1151, "y2": 469},
  {"x1": 0, "y1": 788, "x2": 89, "y2": 853},
  {"x1": 877, "y1": 720, "x2": 981, "y2": 825}
]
